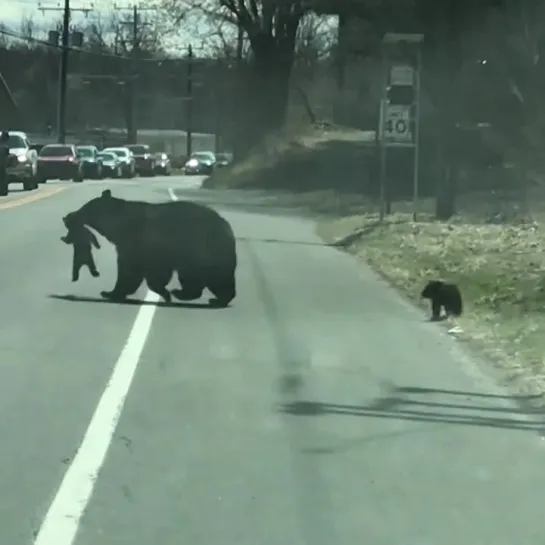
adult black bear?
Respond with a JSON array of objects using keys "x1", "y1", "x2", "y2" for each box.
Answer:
[
  {"x1": 421, "y1": 280, "x2": 462, "y2": 321},
  {"x1": 63, "y1": 189, "x2": 237, "y2": 307}
]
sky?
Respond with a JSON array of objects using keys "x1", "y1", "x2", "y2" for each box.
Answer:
[
  {"x1": 3, "y1": 0, "x2": 187, "y2": 45},
  {"x1": 2, "y1": 0, "x2": 337, "y2": 57},
  {"x1": 5, "y1": 0, "x2": 114, "y2": 28},
  {"x1": 2, "y1": 0, "x2": 249, "y2": 56}
]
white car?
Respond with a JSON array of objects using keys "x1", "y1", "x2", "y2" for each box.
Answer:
[
  {"x1": 102, "y1": 147, "x2": 136, "y2": 178},
  {"x1": 4, "y1": 131, "x2": 39, "y2": 190}
]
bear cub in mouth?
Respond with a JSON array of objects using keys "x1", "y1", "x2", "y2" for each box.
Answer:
[{"x1": 61, "y1": 223, "x2": 100, "y2": 282}]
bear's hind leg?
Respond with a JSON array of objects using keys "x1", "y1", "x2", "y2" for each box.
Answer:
[
  {"x1": 207, "y1": 270, "x2": 236, "y2": 308},
  {"x1": 72, "y1": 256, "x2": 80, "y2": 282},
  {"x1": 171, "y1": 269, "x2": 205, "y2": 301},
  {"x1": 86, "y1": 251, "x2": 100, "y2": 277}
]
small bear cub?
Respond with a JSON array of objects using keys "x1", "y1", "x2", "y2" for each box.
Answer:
[
  {"x1": 61, "y1": 223, "x2": 101, "y2": 282},
  {"x1": 421, "y1": 280, "x2": 463, "y2": 321}
]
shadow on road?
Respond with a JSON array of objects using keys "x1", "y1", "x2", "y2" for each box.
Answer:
[
  {"x1": 278, "y1": 385, "x2": 545, "y2": 434},
  {"x1": 48, "y1": 293, "x2": 218, "y2": 309},
  {"x1": 393, "y1": 386, "x2": 540, "y2": 400}
]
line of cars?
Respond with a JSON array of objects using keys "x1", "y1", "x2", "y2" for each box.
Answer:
[
  {"x1": 35, "y1": 143, "x2": 173, "y2": 184},
  {"x1": 4, "y1": 131, "x2": 173, "y2": 190}
]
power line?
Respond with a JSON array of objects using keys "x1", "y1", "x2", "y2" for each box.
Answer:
[
  {"x1": 38, "y1": 1, "x2": 94, "y2": 143},
  {"x1": 37, "y1": 1, "x2": 93, "y2": 17},
  {"x1": 0, "y1": 26, "x2": 121, "y2": 58},
  {"x1": 186, "y1": 44, "x2": 193, "y2": 157},
  {"x1": 0, "y1": 25, "x2": 181, "y2": 62},
  {"x1": 114, "y1": 3, "x2": 156, "y2": 143}
]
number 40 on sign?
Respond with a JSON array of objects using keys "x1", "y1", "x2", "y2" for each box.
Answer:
[{"x1": 384, "y1": 104, "x2": 412, "y2": 143}]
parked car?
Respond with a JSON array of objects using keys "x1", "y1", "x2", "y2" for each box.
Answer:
[
  {"x1": 215, "y1": 152, "x2": 233, "y2": 168},
  {"x1": 153, "y1": 152, "x2": 172, "y2": 175},
  {"x1": 126, "y1": 144, "x2": 156, "y2": 176},
  {"x1": 3, "y1": 131, "x2": 39, "y2": 190},
  {"x1": 102, "y1": 147, "x2": 135, "y2": 178},
  {"x1": 97, "y1": 151, "x2": 123, "y2": 178},
  {"x1": 76, "y1": 145, "x2": 104, "y2": 179},
  {"x1": 37, "y1": 144, "x2": 84, "y2": 183},
  {"x1": 183, "y1": 151, "x2": 216, "y2": 175}
]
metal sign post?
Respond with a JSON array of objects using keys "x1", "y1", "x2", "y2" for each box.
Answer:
[{"x1": 378, "y1": 33, "x2": 424, "y2": 221}]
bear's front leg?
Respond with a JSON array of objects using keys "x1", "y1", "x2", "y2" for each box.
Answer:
[
  {"x1": 144, "y1": 263, "x2": 173, "y2": 303},
  {"x1": 101, "y1": 252, "x2": 144, "y2": 301}
]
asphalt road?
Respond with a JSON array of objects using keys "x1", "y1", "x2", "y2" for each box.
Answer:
[{"x1": 1, "y1": 175, "x2": 544, "y2": 545}]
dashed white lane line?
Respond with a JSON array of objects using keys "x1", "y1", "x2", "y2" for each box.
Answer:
[
  {"x1": 34, "y1": 188, "x2": 177, "y2": 545},
  {"x1": 168, "y1": 187, "x2": 177, "y2": 201}
]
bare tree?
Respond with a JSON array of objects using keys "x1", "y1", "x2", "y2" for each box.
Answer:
[
  {"x1": 0, "y1": 24, "x2": 10, "y2": 49},
  {"x1": 290, "y1": 14, "x2": 337, "y2": 124},
  {"x1": 82, "y1": 13, "x2": 118, "y2": 52},
  {"x1": 161, "y1": 0, "x2": 316, "y2": 154},
  {"x1": 19, "y1": 15, "x2": 35, "y2": 43}
]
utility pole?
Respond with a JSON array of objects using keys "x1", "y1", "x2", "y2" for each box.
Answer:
[
  {"x1": 114, "y1": 3, "x2": 154, "y2": 144},
  {"x1": 38, "y1": 1, "x2": 93, "y2": 143},
  {"x1": 214, "y1": 60, "x2": 222, "y2": 154},
  {"x1": 186, "y1": 44, "x2": 193, "y2": 158}
]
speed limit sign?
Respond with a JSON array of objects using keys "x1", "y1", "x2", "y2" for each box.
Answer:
[{"x1": 384, "y1": 104, "x2": 412, "y2": 143}]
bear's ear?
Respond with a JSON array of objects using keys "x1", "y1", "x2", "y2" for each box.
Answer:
[{"x1": 101, "y1": 189, "x2": 112, "y2": 198}]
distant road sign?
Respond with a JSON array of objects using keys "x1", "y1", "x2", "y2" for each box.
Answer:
[
  {"x1": 384, "y1": 104, "x2": 412, "y2": 144},
  {"x1": 390, "y1": 64, "x2": 414, "y2": 86}
]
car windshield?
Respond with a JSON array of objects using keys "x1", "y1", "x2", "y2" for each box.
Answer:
[
  {"x1": 40, "y1": 145, "x2": 73, "y2": 157},
  {"x1": 127, "y1": 145, "x2": 148, "y2": 154},
  {"x1": 77, "y1": 148, "x2": 93, "y2": 156},
  {"x1": 7, "y1": 135, "x2": 25, "y2": 148},
  {"x1": 99, "y1": 153, "x2": 116, "y2": 161}
]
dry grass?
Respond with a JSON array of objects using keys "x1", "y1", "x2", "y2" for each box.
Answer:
[
  {"x1": 204, "y1": 123, "x2": 376, "y2": 192},
  {"x1": 206, "y1": 123, "x2": 545, "y2": 404},
  {"x1": 318, "y1": 211, "x2": 545, "y2": 403}
]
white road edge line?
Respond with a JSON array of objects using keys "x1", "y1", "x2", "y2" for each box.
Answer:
[
  {"x1": 168, "y1": 187, "x2": 177, "y2": 201},
  {"x1": 34, "y1": 188, "x2": 177, "y2": 545}
]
